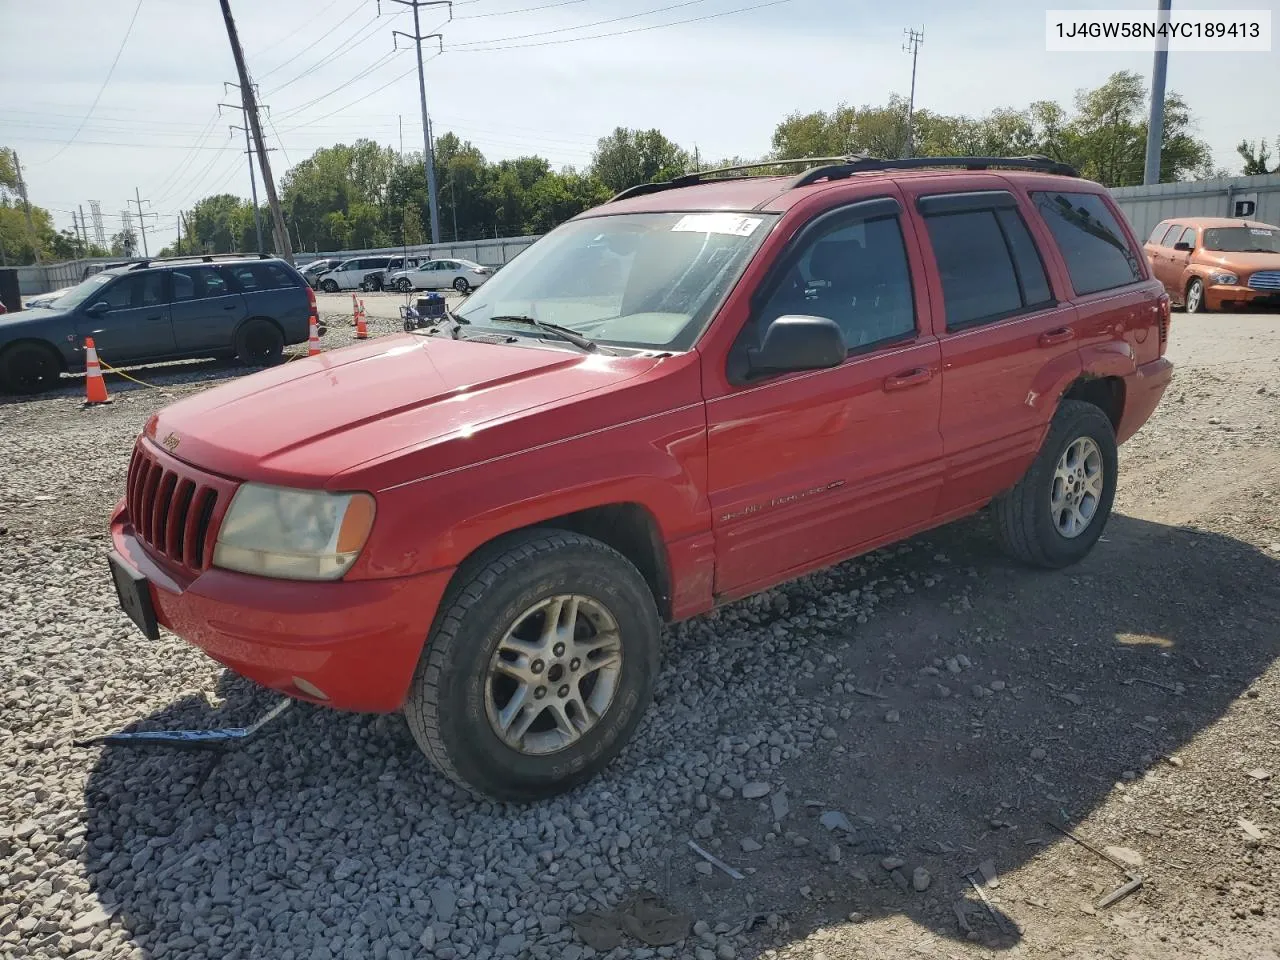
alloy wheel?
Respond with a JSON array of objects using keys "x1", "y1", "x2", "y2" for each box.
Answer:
[{"x1": 1050, "y1": 436, "x2": 1104, "y2": 538}]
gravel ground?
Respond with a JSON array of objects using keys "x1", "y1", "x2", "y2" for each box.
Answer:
[{"x1": 1, "y1": 310, "x2": 1278, "y2": 960}]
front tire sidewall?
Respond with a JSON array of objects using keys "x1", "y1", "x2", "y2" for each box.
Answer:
[
  {"x1": 398, "y1": 278, "x2": 412, "y2": 293},
  {"x1": 1031, "y1": 407, "x2": 1118, "y2": 566},
  {"x1": 320, "y1": 280, "x2": 338, "y2": 293},
  {"x1": 1186, "y1": 279, "x2": 1206, "y2": 314},
  {"x1": 0, "y1": 344, "x2": 61, "y2": 394},
  {"x1": 454, "y1": 277, "x2": 469, "y2": 293},
  {"x1": 407, "y1": 536, "x2": 659, "y2": 801}
]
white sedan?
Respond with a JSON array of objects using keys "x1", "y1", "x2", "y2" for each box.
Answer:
[{"x1": 388, "y1": 258, "x2": 492, "y2": 294}]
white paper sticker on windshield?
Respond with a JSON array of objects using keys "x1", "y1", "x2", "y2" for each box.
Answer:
[
  {"x1": 1250, "y1": 228, "x2": 1274, "y2": 236},
  {"x1": 672, "y1": 214, "x2": 763, "y2": 237}
]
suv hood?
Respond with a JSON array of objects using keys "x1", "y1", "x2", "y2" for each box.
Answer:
[
  {"x1": 147, "y1": 334, "x2": 661, "y2": 486},
  {"x1": 1199, "y1": 251, "x2": 1280, "y2": 272}
]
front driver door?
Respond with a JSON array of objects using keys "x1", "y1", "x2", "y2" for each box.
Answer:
[
  {"x1": 75, "y1": 271, "x2": 173, "y2": 364},
  {"x1": 704, "y1": 196, "x2": 945, "y2": 599}
]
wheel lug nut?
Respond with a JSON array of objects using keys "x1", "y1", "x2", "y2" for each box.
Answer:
[
  {"x1": 535, "y1": 686, "x2": 546, "y2": 699},
  {"x1": 553, "y1": 643, "x2": 566, "y2": 656},
  {"x1": 531, "y1": 660, "x2": 544, "y2": 674},
  {"x1": 558, "y1": 684, "x2": 570, "y2": 698},
  {"x1": 570, "y1": 658, "x2": 581, "y2": 670}
]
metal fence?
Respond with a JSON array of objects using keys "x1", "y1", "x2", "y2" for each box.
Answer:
[
  {"x1": 14, "y1": 234, "x2": 543, "y2": 296},
  {"x1": 1110, "y1": 173, "x2": 1280, "y2": 242}
]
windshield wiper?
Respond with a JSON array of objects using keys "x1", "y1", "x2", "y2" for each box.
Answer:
[{"x1": 488, "y1": 315, "x2": 598, "y2": 353}]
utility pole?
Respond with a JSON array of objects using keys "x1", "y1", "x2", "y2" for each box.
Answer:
[
  {"x1": 78, "y1": 204, "x2": 89, "y2": 254},
  {"x1": 388, "y1": 0, "x2": 451, "y2": 245},
  {"x1": 219, "y1": 0, "x2": 294, "y2": 263},
  {"x1": 11, "y1": 150, "x2": 42, "y2": 264},
  {"x1": 130, "y1": 188, "x2": 158, "y2": 258},
  {"x1": 220, "y1": 88, "x2": 273, "y2": 252},
  {"x1": 1143, "y1": 0, "x2": 1172, "y2": 184},
  {"x1": 902, "y1": 28, "x2": 924, "y2": 159}
]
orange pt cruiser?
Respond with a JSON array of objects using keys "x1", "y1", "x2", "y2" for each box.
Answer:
[{"x1": 1143, "y1": 216, "x2": 1280, "y2": 313}]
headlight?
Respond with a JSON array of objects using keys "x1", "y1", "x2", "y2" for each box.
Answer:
[
  {"x1": 212, "y1": 484, "x2": 375, "y2": 580},
  {"x1": 1210, "y1": 272, "x2": 1237, "y2": 285}
]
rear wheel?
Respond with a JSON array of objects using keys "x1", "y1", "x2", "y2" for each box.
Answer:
[
  {"x1": 0, "y1": 342, "x2": 63, "y2": 395},
  {"x1": 403, "y1": 530, "x2": 661, "y2": 801},
  {"x1": 234, "y1": 319, "x2": 284, "y2": 367},
  {"x1": 993, "y1": 399, "x2": 1118, "y2": 569},
  {"x1": 320, "y1": 279, "x2": 339, "y2": 293},
  {"x1": 453, "y1": 277, "x2": 470, "y2": 293},
  {"x1": 397, "y1": 277, "x2": 413, "y2": 293},
  {"x1": 1185, "y1": 278, "x2": 1207, "y2": 314}
]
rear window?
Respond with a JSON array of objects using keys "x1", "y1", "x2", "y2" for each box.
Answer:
[{"x1": 1032, "y1": 191, "x2": 1143, "y2": 295}]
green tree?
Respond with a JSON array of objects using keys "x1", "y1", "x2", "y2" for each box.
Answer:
[
  {"x1": 1237, "y1": 138, "x2": 1276, "y2": 175},
  {"x1": 590, "y1": 128, "x2": 691, "y2": 193}
]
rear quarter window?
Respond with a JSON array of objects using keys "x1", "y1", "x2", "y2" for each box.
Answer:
[{"x1": 1032, "y1": 191, "x2": 1143, "y2": 296}]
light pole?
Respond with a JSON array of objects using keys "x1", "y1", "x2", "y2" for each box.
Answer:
[{"x1": 1143, "y1": 0, "x2": 1173, "y2": 185}]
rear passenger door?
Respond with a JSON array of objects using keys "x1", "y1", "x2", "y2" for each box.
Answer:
[
  {"x1": 225, "y1": 261, "x2": 308, "y2": 343},
  {"x1": 169, "y1": 266, "x2": 247, "y2": 354},
  {"x1": 903, "y1": 184, "x2": 1084, "y2": 515}
]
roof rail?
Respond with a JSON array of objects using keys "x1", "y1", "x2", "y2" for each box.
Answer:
[
  {"x1": 607, "y1": 154, "x2": 1080, "y2": 203},
  {"x1": 608, "y1": 156, "x2": 856, "y2": 203},
  {"x1": 791, "y1": 154, "x2": 1080, "y2": 187},
  {"x1": 127, "y1": 252, "x2": 274, "y2": 270}
]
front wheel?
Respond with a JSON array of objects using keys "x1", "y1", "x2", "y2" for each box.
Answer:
[
  {"x1": 403, "y1": 530, "x2": 661, "y2": 801},
  {"x1": 1185, "y1": 278, "x2": 1207, "y2": 314},
  {"x1": 453, "y1": 277, "x2": 470, "y2": 293},
  {"x1": 397, "y1": 278, "x2": 413, "y2": 293},
  {"x1": 0, "y1": 341, "x2": 62, "y2": 395},
  {"x1": 992, "y1": 399, "x2": 1118, "y2": 569}
]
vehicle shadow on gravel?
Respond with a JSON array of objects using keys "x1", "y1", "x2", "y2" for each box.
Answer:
[{"x1": 77, "y1": 512, "x2": 1280, "y2": 958}]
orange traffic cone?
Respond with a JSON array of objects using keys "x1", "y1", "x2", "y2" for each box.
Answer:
[
  {"x1": 308, "y1": 316, "x2": 322, "y2": 356},
  {"x1": 83, "y1": 337, "x2": 111, "y2": 405},
  {"x1": 356, "y1": 300, "x2": 368, "y2": 339},
  {"x1": 352, "y1": 292, "x2": 359, "y2": 326}
]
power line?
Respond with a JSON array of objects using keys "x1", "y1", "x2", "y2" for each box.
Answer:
[
  {"x1": 272, "y1": 48, "x2": 402, "y2": 118},
  {"x1": 264, "y1": 8, "x2": 400, "y2": 96},
  {"x1": 456, "y1": 0, "x2": 593, "y2": 18},
  {"x1": 38, "y1": 0, "x2": 145, "y2": 164},
  {"x1": 453, "y1": 0, "x2": 795, "y2": 51},
  {"x1": 450, "y1": 0, "x2": 712, "y2": 45},
  {"x1": 251, "y1": 0, "x2": 355, "y2": 79}
]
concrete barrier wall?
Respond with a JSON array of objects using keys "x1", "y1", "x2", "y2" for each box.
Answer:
[{"x1": 1110, "y1": 173, "x2": 1280, "y2": 242}]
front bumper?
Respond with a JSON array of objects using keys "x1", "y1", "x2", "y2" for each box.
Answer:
[
  {"x1": 110, "y1": 504, "x2": 452, "y2": 713},
  {"x1": 1116, "y1": 356, "x2": 1174, "y2": 445},
  {"x1": 1205, "y1": 284, "x2": 1280, "y2": 310}
]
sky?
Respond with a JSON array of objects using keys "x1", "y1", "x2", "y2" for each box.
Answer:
[{"x1": 1, "y1": 0, "x2": 1276, "y2": 250}]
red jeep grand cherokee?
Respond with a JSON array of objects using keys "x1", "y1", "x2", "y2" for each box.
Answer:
[{"x1": 108, "y1": 156, "x2": 1173, "y2": 800}]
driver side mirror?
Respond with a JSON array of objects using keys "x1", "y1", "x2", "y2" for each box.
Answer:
[
  {"x1": 1173, "y1": 241, "x2": 1192, "y2": 252},
  {"x1": 747, "y1": 315, "x2": 846, "y2": 377},
  {"x1": 85, "y1": 301, "x2": 109, "y2": 316}
]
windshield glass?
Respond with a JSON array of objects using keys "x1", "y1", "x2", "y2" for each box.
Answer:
[
  {"x1": 52, "y1": 272, "x2": 119, "y2": 309},
  {"x1": 1202, "y1": 226, "x2": 1280, "y2": 253},
  {"x1": 454, "y1": 211, "x2": 777, "y2": 350}
]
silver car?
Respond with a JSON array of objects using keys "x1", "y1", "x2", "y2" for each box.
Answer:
[{"x1": 387, "y1": 258, "x2": 491, "y2": 294}]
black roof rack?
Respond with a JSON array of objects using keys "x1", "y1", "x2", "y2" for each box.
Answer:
[
  {"x1": 608, "y1": 154, "x2": 1079, "y2": 203},
  {"x1": 126, "y1": 252, "x2": 274, "y2": 270}
]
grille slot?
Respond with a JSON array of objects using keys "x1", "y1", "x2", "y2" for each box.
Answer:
[
  {"x1": 124, "y1": 441, "x2": 227, "y2": 573},
  {"x1": 1248, "y1": 270, "x2": 1280, "y2": 291}
]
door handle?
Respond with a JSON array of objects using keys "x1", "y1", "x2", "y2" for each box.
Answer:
[
  {"x1": 223, "y1": 305, "x2": 237, "y2": 310},
  {"x1": 146, "y1": 315, "x2": 162, "y2": 321},
  {"x1": 883, "y1": 367, "x2": 932, "y2": 392},
  {"x1": 1038, "y1": 327, "x2": 1075, "y2": 347}
]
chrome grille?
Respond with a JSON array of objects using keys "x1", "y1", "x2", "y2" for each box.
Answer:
[
  {"x1": 125, "y1": 441, "x2": 230, "y2": 572},
  {"x1": 1248, "y1": 270, "x2": 1280, "y2": 291}
]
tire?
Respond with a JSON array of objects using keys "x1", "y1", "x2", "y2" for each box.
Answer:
[
  {"x1": 397, "y1": 278, "x2": 413, "y2": 293},
  {"x1": 992, "y1": 399, "x2": 1118, "y2": 569},
  {"x1": 234, "y1": 319, "x2": 284, "y2": 367},
  {"x1": 404, "y1": 529, "x2": 661, "y2": 801},
  {"x1": 0, "y1": 341, "x2": 63, "y2": 395},
  {"x1": 1185, "y1": 278, "x2": 1206, "y2": 314},
  {"x1": 320, "y1": 279, "x2": 339, "y2": 293},
  {"x1": 453, "y1": 277, "x2": 470, "y2": 293}
]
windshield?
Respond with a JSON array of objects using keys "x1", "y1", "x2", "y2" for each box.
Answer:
[
  {"x1": 454, "y1": 211, "x2": 777, "y2": 350},
  {"x1": 1202, "y1": 226, "x2": 1280, "y2": 253},
  {"x1": 51, "y1": 272, "x2": 119, "y2": 309}
]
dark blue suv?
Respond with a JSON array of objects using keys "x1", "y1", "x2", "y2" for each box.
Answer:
[{"x1": 0, "y1": 254, "x2": 314, "y2": 395}]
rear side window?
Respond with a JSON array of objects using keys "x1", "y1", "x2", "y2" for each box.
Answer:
[
  {"x1": 1032, "y1": 191, "x2": 1143, "y2": 295},
  {"x1": 1147, "y1": 221, "x2": 1171, "y2": 244},
  {"x1": 1158, "y1": 223, "x2": 1184, "y2": 246},
  {"x1": 923, "y1": 208, "x2": 1053, "y2": 330},
  {"x1": 227, "y1": 263, "x2": 296, "y2": 290},
  {"x1": 1177, "y1": 226, "x2": 1197, "y2": 248},
  {"x1": 171, "y1": 266, "x2": 231, "y2": 301}
]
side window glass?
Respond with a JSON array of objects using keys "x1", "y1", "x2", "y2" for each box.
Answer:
[
  {"x1": 924, "y1": 210, "x2": 1023, "y2": 329},
  {"x1": 1159, "y1": 224, "x2": 1183, "y2": 246},
  {"x1": 1147, "y1": 222, "x2": 1170, "y2": 244},
  {"x1": 199, "y1": 267, "x2": 230, "y2": 297},
  {"x1": 172, "y1": 271, "x2": 195, "y2": 301},
  {"x1": 228, "y1": 266, "x2": 259, "y2": 291},
  {"x1": 757, "y1": 213, "x2": 916, "y2": 352},
  {"x1": 1032, "y1": 191, "x2": 1143, "y2": 295},
  {"x1": 995, "y1": 208, "x2": 1053, "y2": 308},
  {"x1": 1178, "y1": 227, "x2": 1197, "y2": 248},
  {"x1": 96, "y1": 277, "x2": 138, "y2": 309},
  {"x1": 139, "y1": 273, "x2": 165, "y2": 306}
]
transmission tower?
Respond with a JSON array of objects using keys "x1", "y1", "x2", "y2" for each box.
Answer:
[{"x1": 89, "y1": 201, "x2": 107, "y2": 245}]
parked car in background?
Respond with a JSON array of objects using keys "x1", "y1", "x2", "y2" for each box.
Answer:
[
  {"x1": 0, "y1": 254, "x2": 317, "y2": 394},
  {"x1": 23, "y1": 286, "x2": 76, "y2": 310},
  {"x1": 387, "y1": 258, "x2": 491, "y2": 293},
  {"x1": 1143, "y1": 216, "x2": 1280, "y2": 312},
  {"x1": 106, "y1": 155, "x2": 1173, "y2": 801},
  {"x1": 316, "y1": 257, "x2": 393, "y2": 292},
  {"x1": 299, "y1": 257, "x2": 343, "y2": 289}
]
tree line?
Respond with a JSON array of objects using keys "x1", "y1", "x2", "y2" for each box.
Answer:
[{"x1": 3, "y1": 72, "x2": 1276, "y2": 265}]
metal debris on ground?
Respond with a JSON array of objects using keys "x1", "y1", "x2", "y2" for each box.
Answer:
[
  {"x1": 569, "y1": 892, "x2": 693, "y2": 949},
  {"x1": 1046, "y1": 820, "x2": 1145, "y2": 909},
  {"x1": 72, "y1": 699, "x2": 293, "y2": 752},
  {"x1": 688, "y1": 840, "x2": 745, "y2": 880}
]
